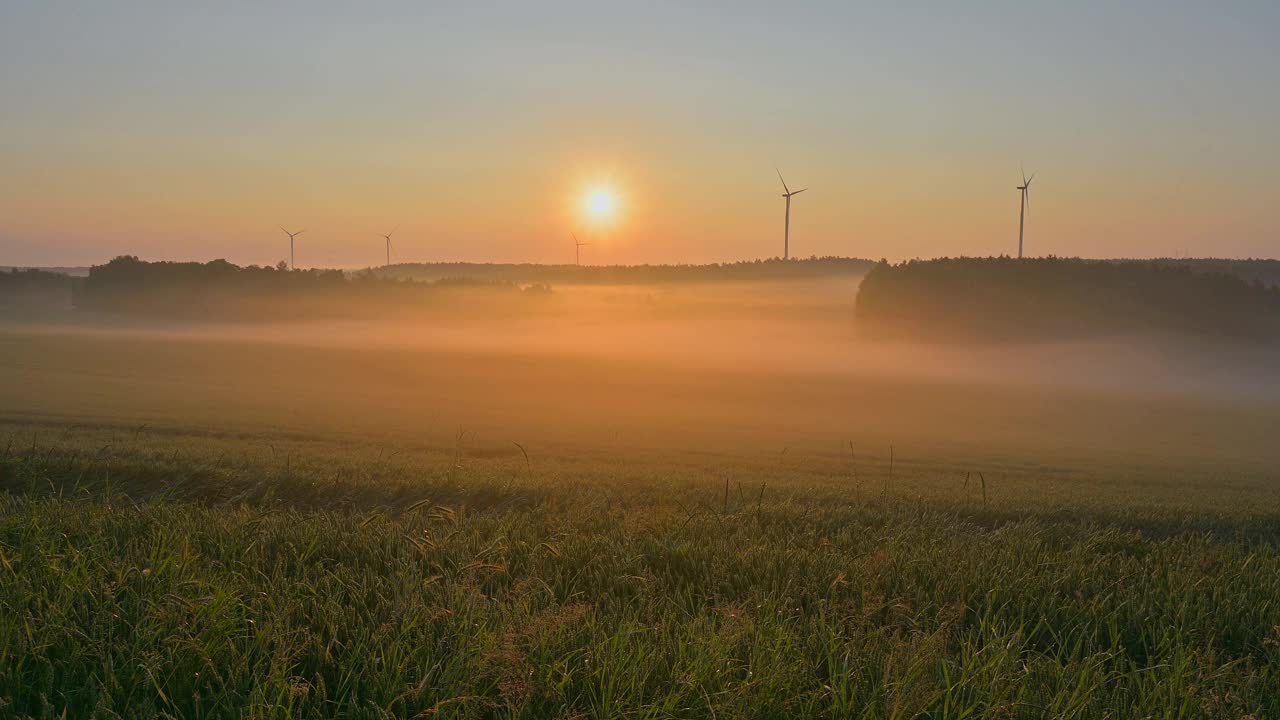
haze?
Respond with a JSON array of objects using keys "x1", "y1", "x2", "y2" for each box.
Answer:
[
  {"x1": 3, "y1": 1, "x2": 1278, "y2": 267},
  {"x1": 6, "y1": 275, "x2": 1279, "y2": 480}
]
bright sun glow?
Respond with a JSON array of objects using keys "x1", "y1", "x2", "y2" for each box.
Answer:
[{"x1": 585, "y1": 188, "x2": 617, "y2": 221}]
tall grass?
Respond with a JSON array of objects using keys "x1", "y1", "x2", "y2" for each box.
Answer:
[{"x1": 1, "y1": 430, "x2": 1278, "y2": 718}]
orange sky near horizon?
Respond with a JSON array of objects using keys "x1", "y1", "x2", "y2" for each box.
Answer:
[{"x1": 1, "y1": 3, "x2": 1276, "y2": 268}]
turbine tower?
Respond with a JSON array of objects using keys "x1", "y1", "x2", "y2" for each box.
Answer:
[
  {"x1": 1016, "y1": 169, "x2": 1035, "y2": 259},
  {"x1": 279, "y1": 227, "x2": 305, "y2": 270},
  {"x1": 379, "y1": 227, "x2": 397, "y2": 267},
  {"x1": 777, "y1": 169, "x2": 807, "y2": 260},
  {"x1": 573, "y1": 233, "x2": 590, "y2": 266}
]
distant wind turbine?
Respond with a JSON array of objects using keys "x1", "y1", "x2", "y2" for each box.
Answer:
[
  {"x1": 1016, "y1": 168, "x2": 1035, "y2": 259},
  {"x1": 379, "y1": 227, "x2": 397, "y2": 267},
  {"x1": 279, "y1": 227, "x2": 305, "y2": 270},
  {"x1": 777, "y1": 169, "x2": 807, "y2": 260},
  {"x1": 573, "y1": 233, "x2": 590, "y2": 265}
]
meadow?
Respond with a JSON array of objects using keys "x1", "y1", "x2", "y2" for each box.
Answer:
[{"x1": 2, "y1": 274, "x2": 1279, "y2": 718}]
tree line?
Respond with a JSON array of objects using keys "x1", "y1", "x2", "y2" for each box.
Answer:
[
  {"x1": 70, "y1": 256, "x2": 548, "y2": 320},
  {"x1": 0, "y1": 268, "x2": 80, "y2": 314},
  {"x1": 379, "y1": 257, "x2": 876, "y2": 285},
  {"x1": 855, "y1": 256, "x2": 1280, "y2": 342},
  {"x1": 1139, "y1": 258, "x2": 1280, "y2": 288}
]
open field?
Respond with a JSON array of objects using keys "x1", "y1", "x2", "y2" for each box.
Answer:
[
  {"x1": 8, "y1": 0, "x2": 1280, "y2": 714},
  {"x1": 3, "y1": 277, "x2": 1280, "y2": 717}
]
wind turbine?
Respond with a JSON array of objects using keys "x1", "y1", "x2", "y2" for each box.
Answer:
[
  {"x1": 279, "y1": 227, "x2": 305, "y2": 270},
  {"x1": 777, "y1": 169, "x2": 807, "y2": 260},
  {"x1": 573, "y1": 233, "x2": 590, "y2": 266},
  {"x1": 1016, "y1": 169, "x2": 1035, "y2": 259},
  {"x1": 379, "y1": 227, "x2": 397, "y2": 267}
]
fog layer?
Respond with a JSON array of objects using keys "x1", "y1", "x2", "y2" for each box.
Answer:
[{"x1": 3, "y1": 276, "x2": 1278, "y2": 469}]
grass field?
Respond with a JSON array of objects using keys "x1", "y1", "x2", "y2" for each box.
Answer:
[{"x1": 3, "y1": 279, "x2": 1279, "y2": 718}]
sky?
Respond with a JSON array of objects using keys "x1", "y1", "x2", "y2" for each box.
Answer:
[{"x1": 1, "y1": 1, "x2": 1277, "y2": 267}]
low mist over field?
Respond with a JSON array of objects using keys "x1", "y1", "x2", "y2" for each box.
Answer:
[{"x1": 5, "y1": 260, "x2": 1279, "y2": 465}]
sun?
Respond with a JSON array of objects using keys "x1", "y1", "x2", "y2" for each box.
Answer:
[
  {"x1": 585, "y1": 187, "x2": 617, "y2": 222},
  {"x1": 570, "y1": 173, "x2": 627, "y2": 229}
]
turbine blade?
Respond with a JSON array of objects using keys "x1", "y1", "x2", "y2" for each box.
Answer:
[
  {"x1": 791, "y1": 188, "x2": 808, "y2": 195},
  {"x1": 776, "y1": 168, "x2": 790, "y2": 194},
  {"x1": 1026, "y1": 172, "x2": 1036, "y2": 186},
  {"x1": 1021, "y1": 165, "x2": 1027, "y2": 185}
]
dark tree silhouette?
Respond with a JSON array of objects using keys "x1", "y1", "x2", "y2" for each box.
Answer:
[
  {"x1": 378, "y1": 257, "x2": 876, "y2": 285},
  {"x1": 72, "y1": 256, "x2": 545, "y2": 320},
  {"x1": 855, "y1": 257, "x2": 1280, "y2": 342}
]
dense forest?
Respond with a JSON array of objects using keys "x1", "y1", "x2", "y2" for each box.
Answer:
[
  {"x1": 8, "y1": 256, "x2": 1280, "y2": 333},
  {"x1": 378, "y1": 257, "x2": 876, "y2": 284},
  {"x1": 1139, "y1": 258, "x2": 1280, "y2": 288},
  {"x1": 855, "y1": 257, "x2": 1280, "y2": 342},
  {"x1": 0, "y1": 265, "x2": 90, "y2": 277},
  {"x1": 3, "y1": 257, "x2": 876, "y2": 321},
  {"x1": 70, "y1": 257, "x2": 549, "y2": 320},
  {"x1": 0, "y1": 268, "x2": 80, "y2": 313}
]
